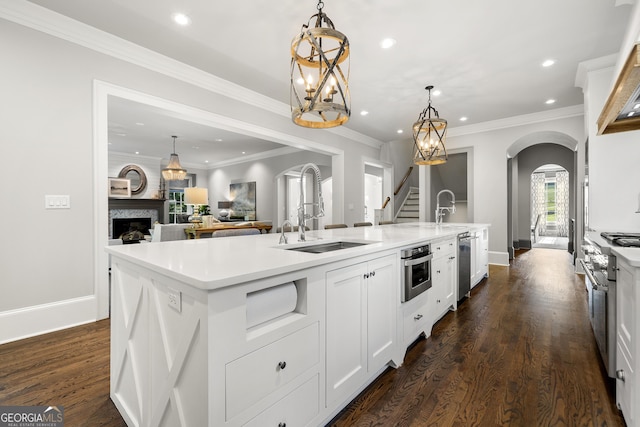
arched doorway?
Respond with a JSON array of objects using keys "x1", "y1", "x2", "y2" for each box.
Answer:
[
  {"x1": 506, "y1": 132, "x2": 578, "y2": 258},
  {"x1": 531, "y1": 164, "x2": 569, "y2": 250}
]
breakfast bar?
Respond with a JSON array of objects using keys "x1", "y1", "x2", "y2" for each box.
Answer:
[{"x1": 106, "y1": 222, "x2": 489, "y2": 426}]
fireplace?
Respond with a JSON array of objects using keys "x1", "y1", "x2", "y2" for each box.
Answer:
[
  {"x1": 112, "y1": 217, "x2": 152, "y2": 243},
  {"x1": 108, "y1": 198, "x2": 165, "y2": 241}
]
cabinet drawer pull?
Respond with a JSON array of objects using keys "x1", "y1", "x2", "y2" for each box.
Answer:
[
  {"x1": 414, "y1": 314, "x2": 423, "y2": 320},
  {"x1": 278, "y1": 423, "x2": 287, "y2": 427},
  {"x1": 616, "y1": 369, "x2": 625, "y2": 382},
  {"x1": 277, "y1": 361, "x2": 287, "y2": 370},
  {"x1": 364, "y1": 273, "x2": 369, "y2": 279},
  {"x1": 370, "y1": 271, "x2": 375, "y2": 277}
]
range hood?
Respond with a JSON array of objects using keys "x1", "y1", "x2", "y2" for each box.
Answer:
[{"x1": 597, "y1": 43, "x2": 640, "y2": 135}]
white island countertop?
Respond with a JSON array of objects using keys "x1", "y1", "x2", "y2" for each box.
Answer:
[{"x1": 106, "y1": 222, "x2": 489, "y2": 291}]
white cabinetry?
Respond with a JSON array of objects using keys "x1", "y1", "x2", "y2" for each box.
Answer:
[
  {"x1": 471, "y1": 227, "x2": 489, "y2": 288},
  {"x1": 402, "y1": 290, "x2": 431, "y2": 347},
  {"x1": 326, "y1": 254, "x2": 397, "y2": 408},
  {"x1": 430, "y1": 238, "x2": 457, "y2": 323},
  {"x1": 616, "y1": 257, "x2": 636, "y2": 426},
  {"x1": 110, "y1": 259, "x2": 325, "y2": 427}
]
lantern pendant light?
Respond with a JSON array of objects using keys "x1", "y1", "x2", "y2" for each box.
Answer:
[
  {"x1": 413, "y1": 86, "x2": 448, "y2": 165},
  {"x1": 290, "y1": 0, "x2": 350, "y2": 128},
  {"x1": 162, "y1": 135, "x2": 187, "y2": 181}
]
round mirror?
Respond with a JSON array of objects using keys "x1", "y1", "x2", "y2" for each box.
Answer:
[{"x1": 118, "y1": 164, "x2": 147, "y2": 195}]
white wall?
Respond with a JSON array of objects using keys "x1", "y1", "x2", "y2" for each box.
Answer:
[
  {"x1": 0, "y1": 15, "x2": 380, "y2": 343},
  {"x1": 585, "y1": 66, "x2": 640, "y2": 231}
]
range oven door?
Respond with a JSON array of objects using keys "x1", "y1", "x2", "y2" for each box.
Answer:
[
  {"x1": 580, "y1": 258, "x2": 615, "y2": 377},
  {"x1": 402, "y1": 253, "x2": 433, "y2": 302}
]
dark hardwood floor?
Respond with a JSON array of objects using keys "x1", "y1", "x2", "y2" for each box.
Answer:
[
  {"x1": 329, "y1": 249, "x2": 625, "y2": 426},
  {"x1": 0, "y1": 318, "x2": 125, "y2": 426},
  {"x1": 0, "y1": 248, "x2": 625, "y2": 426}
]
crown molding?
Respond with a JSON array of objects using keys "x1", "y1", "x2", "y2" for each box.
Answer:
[
  {"x1": 575, "y1": 54, "x2": 617, "y2": 89},
  {"x1": 447, "y1": 105, "x2": 584, "y2": 138},
  {"x1": 0, "y1": 0, "x2": 383, "y2": 149}
]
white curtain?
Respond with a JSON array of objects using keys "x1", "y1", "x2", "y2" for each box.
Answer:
[
  {"x1": 531, "y1": 172, "x2": 547, "y2": 236},
  {"x1": 556, "y1": 170, "x2": 569, "y2": 237}
]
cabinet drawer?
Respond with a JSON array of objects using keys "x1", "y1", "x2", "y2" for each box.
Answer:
[
  {"x1": 432, "y1": 239, "x2": 455, "y2": 259},
  {"x1": 243, "y1": 374, "x2": 319, "y2": 427},
  {"x1": 226, "y1": 322, "x2": 319, "y2": 420},
  {"x1": 403, "y1": 299, "x2": 430, "y2": 344}
]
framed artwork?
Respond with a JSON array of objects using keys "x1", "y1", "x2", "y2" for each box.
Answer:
[
  {"x1": 108, "y1": 177, "x2": 131, "y2": 198},
  {"x1": 230, "y1": 182, "x2": 256, "y2": 220}
]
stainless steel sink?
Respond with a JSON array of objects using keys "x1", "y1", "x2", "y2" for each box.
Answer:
[{"x1": 284, "y1": 241, "x2": 371, "y2": 254}]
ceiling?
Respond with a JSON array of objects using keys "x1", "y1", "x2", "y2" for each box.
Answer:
[
  {"x1": 107, "y1": 97, "x2": 287, "y2": 166},
  {"x1": 27, "y1": 0, "x2": 632, "y2": 165}
]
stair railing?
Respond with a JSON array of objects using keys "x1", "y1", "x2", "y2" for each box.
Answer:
[
  {"x1": 394, "y1": 166, "x2": 413, "y2": 196},
  {"x1": 381, "y1": 197, "x2": 390, "y2": 209}
]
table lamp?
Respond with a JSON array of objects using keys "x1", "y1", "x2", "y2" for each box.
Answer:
[{"x1": 184, "y1": 187, "x2": 209, "y2": 227}]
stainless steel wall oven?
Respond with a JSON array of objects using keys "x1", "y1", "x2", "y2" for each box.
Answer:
[{"x1": 401, "y1": 244, "x2": 433, "y2": 302}]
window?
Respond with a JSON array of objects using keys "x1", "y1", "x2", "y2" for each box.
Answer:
[
  {"x1": 545, "y1": 179, "x2": 556, "y2": 223},
  {"x1": 166, "y1": 174, "x2": 195, "y2": 223}
]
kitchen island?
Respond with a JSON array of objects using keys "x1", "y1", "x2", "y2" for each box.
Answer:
[{"x1": 106, "y1": 222, "x2": 489, "y2": 426}]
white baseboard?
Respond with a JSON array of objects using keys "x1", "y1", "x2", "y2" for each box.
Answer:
[
  {"x1": 489, "y1": 251, "x2": 510, "y2": 266},
  {"x1": 0, "y1": 296, "x2": 98, "y2": 345}
]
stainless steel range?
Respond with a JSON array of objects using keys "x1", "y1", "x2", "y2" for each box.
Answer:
[{"x1": 580, "y1": 233, "x2": 618, "y2": 378}]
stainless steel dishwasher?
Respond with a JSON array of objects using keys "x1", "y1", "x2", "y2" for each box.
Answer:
[{"x1": 457, "y1": 232, "x2": 471, "y2": 302}]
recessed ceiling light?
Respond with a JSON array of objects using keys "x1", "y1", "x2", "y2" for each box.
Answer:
[
  {"x1": 242, "y1": 151, "x2": 246, "y2": 155},
  {"x1": 380, "y1": 38, "x2": 396, "y2": 49},
  {"x1": 460, "y1": 117, "x2": 468, "y2": 121},
  {"x1": 173, "y1": 13, "x2": 191, "y2": 26},
  {"x1": 205, "y1": 160, "x2": 209, "y2": 163},
  {"x1": 117, "y1": 133, "x2": 126, "y2": 137},
  {"x1": 360, "y1": 110, "x2": 369, "y2": 116},
  {"x1": 545, "y1": 99, "x2": 556, "y2": 105},
  {"x1": 135, "y1": 151, "x2": 140, "y2": 155},
  {"x1": 397, "y1": 129, "x2": 403, "y2": 134},
  {"x1": 542, "y1": 59, "x2": 556, "y2": 67},
  {"x1": 634, "y1": 103, "x2": 640, "y2": 109},
  {"x1": 627, "y1": 111, "x2": 635, "y2": 117},
  {"x1": 432, "y1": 90, "x2": 441, "y2": 96},
  {"x1": 215, "y1": 138, "x2": 223, "y2": 142},
  {"x1": 135, "y1": 122, "x2": 144, "y2": 126}
]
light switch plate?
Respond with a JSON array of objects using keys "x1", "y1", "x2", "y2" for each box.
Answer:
[{"x1": 45, "y1": 195, "x2": 71, "y2": 209}]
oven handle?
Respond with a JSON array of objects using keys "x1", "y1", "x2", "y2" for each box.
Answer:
[
  {"x1": 404, "y1": 253, "x2": 433, "y2": 267},
  {"x1": 579, "y1": 259, "x2": 608, "y2": 292}
]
